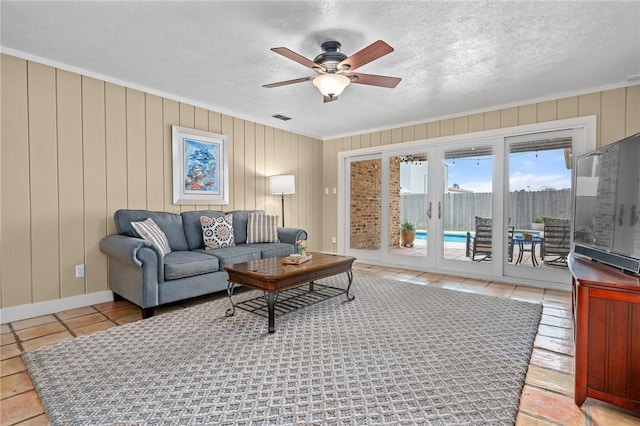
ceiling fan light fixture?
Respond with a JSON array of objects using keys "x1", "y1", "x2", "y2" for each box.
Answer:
[{"x1": 313, "y1": 74, "x2": 350, "y2": 97}]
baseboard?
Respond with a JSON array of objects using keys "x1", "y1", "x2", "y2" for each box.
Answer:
[{"x1": 0, "y1": 291, "x2": 114, "y2": 324}]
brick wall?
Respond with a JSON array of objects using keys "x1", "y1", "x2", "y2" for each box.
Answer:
[
  {"x1": 350, "y1": 159, "x2": 382, "y2": 250},
  {"x1": 389, "y1": 157, "x2": 401, "y2": 248},
  {"x1": 348, "y1": 157, "x2": 402, "y2": 250}
]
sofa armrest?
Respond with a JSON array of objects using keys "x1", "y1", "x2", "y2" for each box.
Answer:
[
  {"x1": 278, "y1": 228, "x2": 308, "y2": 250},
  {"x1": 100, "y1": 235, "x2": 154, "y2": 266},
  {"x1": 99, "y1": 234, "x2": 164, "y2": 281}
]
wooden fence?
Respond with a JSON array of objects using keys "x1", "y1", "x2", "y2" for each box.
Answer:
[{"x1": 400, "y1": 189, "x2": 571, "y2": 231}]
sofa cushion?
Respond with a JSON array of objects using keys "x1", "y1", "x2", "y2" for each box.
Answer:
[
  {"x1": 131, "y1": 218, "x2": 172, "y2": 257},
  {"x1": 163, "y1": 251, "x2": 221, "y2": 280},
  {"x1": 115, "y1": 210, "x2": 189, "y2": 251},
  {"x1": 246, "y1": 213, "x2": 279, "y2": 243},
  {"x1": 201, "y1": 214, "x2": 235, "y2": 249},
  {"x1": 181, "y1": 210, "x2": 226, "y2": 250},
  {"x1": 196, "y1": 246, "x2": 261, "y2": 268},
  {"x1": 225, "y1": 210, "x2": 264, "y2": 245},
  {"x1": 243, "y1": 243, "x2": 294, "y2": 259}
]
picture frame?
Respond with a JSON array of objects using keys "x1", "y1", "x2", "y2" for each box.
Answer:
[{"x1": 172, "y1": 125, "x2": 229, "y2": 205}]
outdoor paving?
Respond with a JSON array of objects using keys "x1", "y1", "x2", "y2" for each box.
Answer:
[{"x1": 392, "y1": 240, "x2": 552, "y2": 268}]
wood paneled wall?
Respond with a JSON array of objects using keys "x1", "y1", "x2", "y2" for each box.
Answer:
[
  {"x1": 322, "y1": 84, "x2": 640, "y2": 253},
  {"x1": 0, "y1": 54, "x2": 323, "y2": 309}
]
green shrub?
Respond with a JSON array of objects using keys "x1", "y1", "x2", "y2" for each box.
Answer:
[{"x1": 400, "y1": 220, "x2": 415, "y2": 231}]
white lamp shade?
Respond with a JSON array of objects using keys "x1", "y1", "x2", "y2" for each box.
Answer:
[
  {"x1": 269, "y1": 174, "x2": 295, "y2": 195},
  {"x1": 313, "y1": 74, "x2": 350, "y2": 97}
]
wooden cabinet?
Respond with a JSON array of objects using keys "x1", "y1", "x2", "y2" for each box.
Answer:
[{"x1": 569, "y1": 252, "x2": 640, "y2": 414}]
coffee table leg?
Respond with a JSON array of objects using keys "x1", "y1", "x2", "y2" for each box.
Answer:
[
  {"x1": 309, "y1": 281, "x2": 314, "y2": 292},
  {"x1": 266, "y1": 291, "x2": 276, "y2": 333},
  {"x1": 225, "y1": 281, "x2": 236, "y2": 317},
  {"x1": 345, "y1": 270, "x2": 355, "y2": 301}
]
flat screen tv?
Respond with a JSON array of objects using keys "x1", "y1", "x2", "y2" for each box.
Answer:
[{"x1": 574, "y1": 132, "x2": 640, "y2": 273}]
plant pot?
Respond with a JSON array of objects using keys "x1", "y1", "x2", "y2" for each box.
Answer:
[{"x1": 400, "y1": 230, "x2": 415, "y2": 247}]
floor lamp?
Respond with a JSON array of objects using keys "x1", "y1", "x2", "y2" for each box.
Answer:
[{"x1": 269, "y1": 174, "x2": 295, "y2": 227}]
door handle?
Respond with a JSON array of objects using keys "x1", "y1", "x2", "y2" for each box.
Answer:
[
  {"x1": 619, "y1": 204, "x2": 625, "y2": 226},
  {"x1": 438, "y1": 201, "x2": 442, "y2": 219},
  {"x1": 427, "y1": 202, "x2": 432, "y2": 219}
]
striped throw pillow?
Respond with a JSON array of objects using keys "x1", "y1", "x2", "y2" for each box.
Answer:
[
  {"x1": 246, "y1": 213, "x2": 279, "y2": 244},
  {"x1": 200, "y1": 214, "x2": 235, "y2": 249},
  {"x1": 131, "y1": 217, "x2": 172, "y2": 257}
]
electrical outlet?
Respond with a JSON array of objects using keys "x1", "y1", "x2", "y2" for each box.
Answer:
[
  {"x1": 324, "y1": 188, "x2": 329, "y2": 195},
  {"x1": 332, "y1": 237, "x2": 337, "y2": 244},
  {"x1": 332, "y1": 187, "x2": 337, "y2": 194},
  {"x1": 75, "y1": 264, "x2": 85, "y2": 278}
]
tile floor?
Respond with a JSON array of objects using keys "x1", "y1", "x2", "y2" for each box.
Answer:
[{"x1": 2, "y1": 263, "x2": 639, "y2": 425}]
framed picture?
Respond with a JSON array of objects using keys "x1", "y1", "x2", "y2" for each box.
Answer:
[{"x1": 172, "y1": 125, "x2": 229, "y2": 205}]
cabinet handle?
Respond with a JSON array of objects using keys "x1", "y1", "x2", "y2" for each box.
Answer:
[
  {"x1": 427, "y1": 202, "x2": 432, "y2": 219},
  {"x1": 438, "y1": 201, "x2": 442, "y2": 219},
  {"x1": 632, "y1": 204, "x2": 638, "y2": 227}
]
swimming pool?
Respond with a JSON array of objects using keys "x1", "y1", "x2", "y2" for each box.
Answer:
[
  {"x1": 414, "y1": 230, "x2": 541, "y2": 244},
  {"x1": 414, "y1": 230, "x2": 468, "y2": 243}
]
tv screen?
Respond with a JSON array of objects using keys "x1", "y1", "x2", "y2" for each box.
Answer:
[{"x1": 573, "y1": 132, "x2": 640, "y2": 273}]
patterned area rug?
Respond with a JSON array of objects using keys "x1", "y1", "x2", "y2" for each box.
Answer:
[{"x1": 23, "y1": 275, "x2": 542, "y2": 425}]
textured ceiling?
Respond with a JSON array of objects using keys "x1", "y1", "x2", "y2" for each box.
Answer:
[{"x1": 1, "y1": 1, "x2": 639, "y2": 140}]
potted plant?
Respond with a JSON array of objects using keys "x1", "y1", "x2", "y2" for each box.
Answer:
[
  {"x1": 531, "y1": 215, "x2": 544, "y2": 231},
  {"x1": 400, "y1": 220, "x2": 416, "y2": 247}
]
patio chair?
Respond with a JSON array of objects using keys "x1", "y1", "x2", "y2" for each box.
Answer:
[
  {"x1": 466, "y1": 216, "x2": 514, "y2": 262},
  {"x1": 541, "y1": 217, "x2": 571, "y2": 267}
]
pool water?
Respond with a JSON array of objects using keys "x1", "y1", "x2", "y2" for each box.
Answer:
[
  {"x1": 414, "y1": 230, "x2": 541, "y2": 244},
  {"x1": 414, "y1": 230, "x2": 467, "y2": 243}
]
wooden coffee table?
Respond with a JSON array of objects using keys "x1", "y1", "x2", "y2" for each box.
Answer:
[{"x1": 224, "y1": 252, "x2": 356, "y2": 333}]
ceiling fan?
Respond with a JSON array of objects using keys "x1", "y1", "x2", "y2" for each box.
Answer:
[{"x1": 263, "y1": 40, "x2": 401, "y2": 103}]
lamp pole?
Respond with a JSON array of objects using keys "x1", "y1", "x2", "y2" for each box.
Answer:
[{"x1": 268, "y1": 174, "x2": 295, "y2": 228}]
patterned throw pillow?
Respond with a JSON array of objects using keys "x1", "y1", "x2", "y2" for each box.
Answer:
[
  {"x1": 131, "y1": 217, "x2": 172, "y2": 257},
  {"x1": 200, "y1": 214, "x2": 235, "y2": 250},
  {"x1": 246, "y1": 213, "x2": 279, "y2": 244}
]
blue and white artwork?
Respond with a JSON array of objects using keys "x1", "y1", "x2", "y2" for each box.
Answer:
[
  {"x1": 183, "y1": 139, "x2": 220, "y2": 194},
  {"x1": 172, "y1": 126, "x2": 228, "y2": 205}
]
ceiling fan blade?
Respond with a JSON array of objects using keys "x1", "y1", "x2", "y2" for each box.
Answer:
[
  {"x1": 271, "y1": 47, "x2": 324, "y2": 71},
  {"x1": 347, "y1": 72, "x2": 401, "y2": 88},
  {"x1": 338, "y1": 40, "x2": 394, "y2": 71},
  {"x1": 323, "y1": 95, "x2": 338, "y2": 103},
  {"x1": 263, "y1": 77, "x2": 312, "y2": 88}
]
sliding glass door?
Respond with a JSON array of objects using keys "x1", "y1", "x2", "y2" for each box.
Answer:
[
  {"x1": 383, "y1": 141, "x2": 501, "y2": 273},
  {"x1": 339, "y1": 117, "x2": 595, "y2": 287},
  {"x1": 345, "y1": 140, "x2": 503, "y2": 275},
  {"x1": 388, "y1": 152, "x2": 430, "y2": 260},
  {"x1": 442, "y1": 145, "x2": 495, "y2": 262},
  {"x1": 504, "y1": 130, "x2": 577, "y2": 284}
]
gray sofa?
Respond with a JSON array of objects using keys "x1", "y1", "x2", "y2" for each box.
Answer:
[{"x1": 99, "y1": 209, "x2": 307, "y2": 317}]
